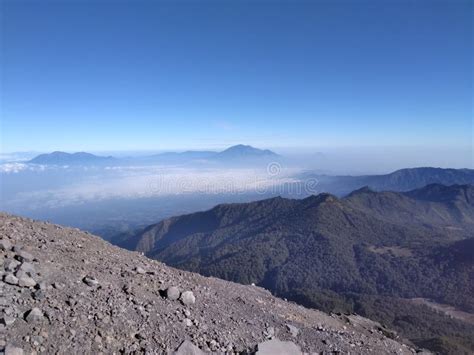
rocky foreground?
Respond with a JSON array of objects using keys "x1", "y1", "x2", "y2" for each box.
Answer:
[{"x1": 0, "y1": 213, "x2": 428, "y2": 354}]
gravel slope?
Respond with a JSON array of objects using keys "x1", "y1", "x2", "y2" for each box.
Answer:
[{"x1": 0, "y1": 213, "x2": 428, "y2": 354}]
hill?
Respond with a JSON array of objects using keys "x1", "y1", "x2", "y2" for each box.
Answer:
[
  {"x1": 0, "y1": 213, "x2": 418, "y2": 354},
  {"x1": 118, "y1": 184, "x2": 474, "y2": 353},
  {"x1": 28, "y1": 151, "x2": 114, "y2": 165}
]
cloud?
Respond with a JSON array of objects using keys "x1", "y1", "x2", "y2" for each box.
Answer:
[{"x1": 2, "y1": 166, "x2": 300, "y2": 210}]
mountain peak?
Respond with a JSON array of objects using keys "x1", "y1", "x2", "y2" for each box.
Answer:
[
  {"x1": 29, "y1": 151, "x2": 114, "y2": 165},
  {"x1": 217, "y1": 145, "x2": 279, "y2": 159}
]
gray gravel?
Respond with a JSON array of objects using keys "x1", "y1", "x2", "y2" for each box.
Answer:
[{"x1": 0, "y1": 212, "x2": 428, "y2": 354}]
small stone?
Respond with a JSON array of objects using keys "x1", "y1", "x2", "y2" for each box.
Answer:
[
  {"x1": 175, "y1": 340, "x2": 204, "y2": 355},
  {"x1": 25, "y1": 308, "x2": 44, "y2": 323},
  {"x1": 4, "y1": 345, "x2": 24, "y2": 355},
  {"x1": 135, "y1": 266, "x2": 146, "y2": 274},
  {"x1": 83, "y1": 276, "x2": 99, "y2": 287},
  {"x1": 184, "y1": 318, "x2": 193, "y2": 327},
  {"x1": 0, "y1": 239, "x2": 12, "y2": 251},
  {"x1": 286, "y1": 324, "x2": 299, "y2": 337},
  {"x1": 180, "y1": 291, "x2": 196, "y2": 305},
  {"x1": 18, "y1": 276, "x2": 36, "y2": 288},
  {"x1": 165, "y1": 286, "x2": 180, "y2": 301},
  {"x1": 4, "y1": 274, "x2": 19, "y2": 285}
]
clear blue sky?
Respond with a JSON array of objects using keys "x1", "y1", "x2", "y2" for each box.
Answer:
[{"x1": 1, "y1": 0, "x2": 472, "y2": 153}]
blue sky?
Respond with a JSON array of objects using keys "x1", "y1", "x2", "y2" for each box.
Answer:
[{"x1": 1, "y1": 0, "x2": 472, "y2": 154}]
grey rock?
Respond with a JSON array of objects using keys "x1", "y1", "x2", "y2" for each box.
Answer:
[
  {"x1": 175, "y1": 340, "x2": 205, "y2": 355},
  {"x1": 18, "y1": 262, "x2": 36, "y2": 276},
  {"x1": 25, "y1": 307, "x2": 44, "y2": 323},
  {"x1": 256, "y1": 339, "x2": 302, "y2": 355},
  {"x1": 1, "y1": 316, "x2": 15, "y2": 326},
  {"x1": 180, "y1": 291, "x2": 196, "y2": 305},
  {"x1": 18, "y1": 275, "x2": 36, "y2": 288},
  {"x1": 135, "y1": 266, "x2": 146, "y2": 274},
  {"x1": 4, "y1": 274, "x2": 19, "y2": 285},
  {"x1": 33, "y1": 290, "x2": 45, "y2": 300},
  {"x1": 4, "y1": 259, "x2": 20, "y2": 272},
  {"x1": 286, "y1": 324, "x2": 299, "y2": 337},
  {"x1": 165, "y1": 286, "x2": 180, "y2": 301},
  {"x1": 83, "y1": 276, "x2": 99, "y2": 287},
  {"x1": 4, "y1": 345, "x2": 24, "y2": 355},
  {"x1": 0, "y1": 239, "x2": 12, "y2": 251},
  {"x1": 14, "y1": 250, "x2": 34, "y2": 262}
]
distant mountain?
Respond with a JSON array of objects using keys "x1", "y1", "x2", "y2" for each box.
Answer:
[
  {"x1": 29, "y1": 151, "x2": 114, "y2": 165},
  {"x1": 117, "y1": 184, "x2": 474, "y2": 353},
  {"x1": 301, "y1": 167, "x2": 474, "y2": 196},
  {"x1": 147, "y1": 145, "x2": 279, "y2": 165},
  {"x1": 215, "y1": 144, "x2": 279, "y2": 160},
  {"x1": 149, "y1": 150, "x2": 217, "y2": 162}
]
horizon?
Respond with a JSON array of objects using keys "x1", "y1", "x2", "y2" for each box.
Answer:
[{"x1": 1, "y1": 0, "x2": 472, "y2": 167}]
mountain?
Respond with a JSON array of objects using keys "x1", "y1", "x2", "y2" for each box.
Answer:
[
  {"x1": 300, "y1": 167, "x2": 474, "y2": 196},
  {"x1": 118, "y1": 184, "x2": 474, "y2": 353},
  {"x1": 0, "y1": 213, "x2": 418, "y2": 354},
  {"x1": 28, "y1": 151, "x2": 115, "y2": 165},
  {"x1": 215, "y1": 144, "x2": 279, "y2": 160},
  {"x1": 149, "y1": 150, "x2": 217, "y2": 162},
  {"x1": 146, "y1": 145, "x2": 279, "y2": 165}
]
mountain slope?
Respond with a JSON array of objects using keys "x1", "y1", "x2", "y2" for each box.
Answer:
[
  {"x1": 301, "y1": 168, "x2": 474, "y2": 196},
  {"x1": 0, "y1": 213, "x2": 418, "y2": 354},
  {"x1": 29, "y1": 151, "x2": 114, "y2": 165},
  {"x1": 119, "y1": 184, "x2": 474, "y2": 353}
]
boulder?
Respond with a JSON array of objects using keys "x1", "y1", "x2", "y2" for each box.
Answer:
[
  {"x1": 180, "y1": 291, "x2": 196, "y2": 305},
  {"x1": 165, "y1": 286, "x2": 180, "y2": 301}
]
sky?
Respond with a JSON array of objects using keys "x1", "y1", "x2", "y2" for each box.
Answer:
[{"x1": 1, "y1": 0, "x2": 472, "y2": 158}]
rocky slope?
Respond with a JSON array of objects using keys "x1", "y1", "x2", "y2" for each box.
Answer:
[{"x1": 0, "y1": 213, "x2": 424, "y2": 354}]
